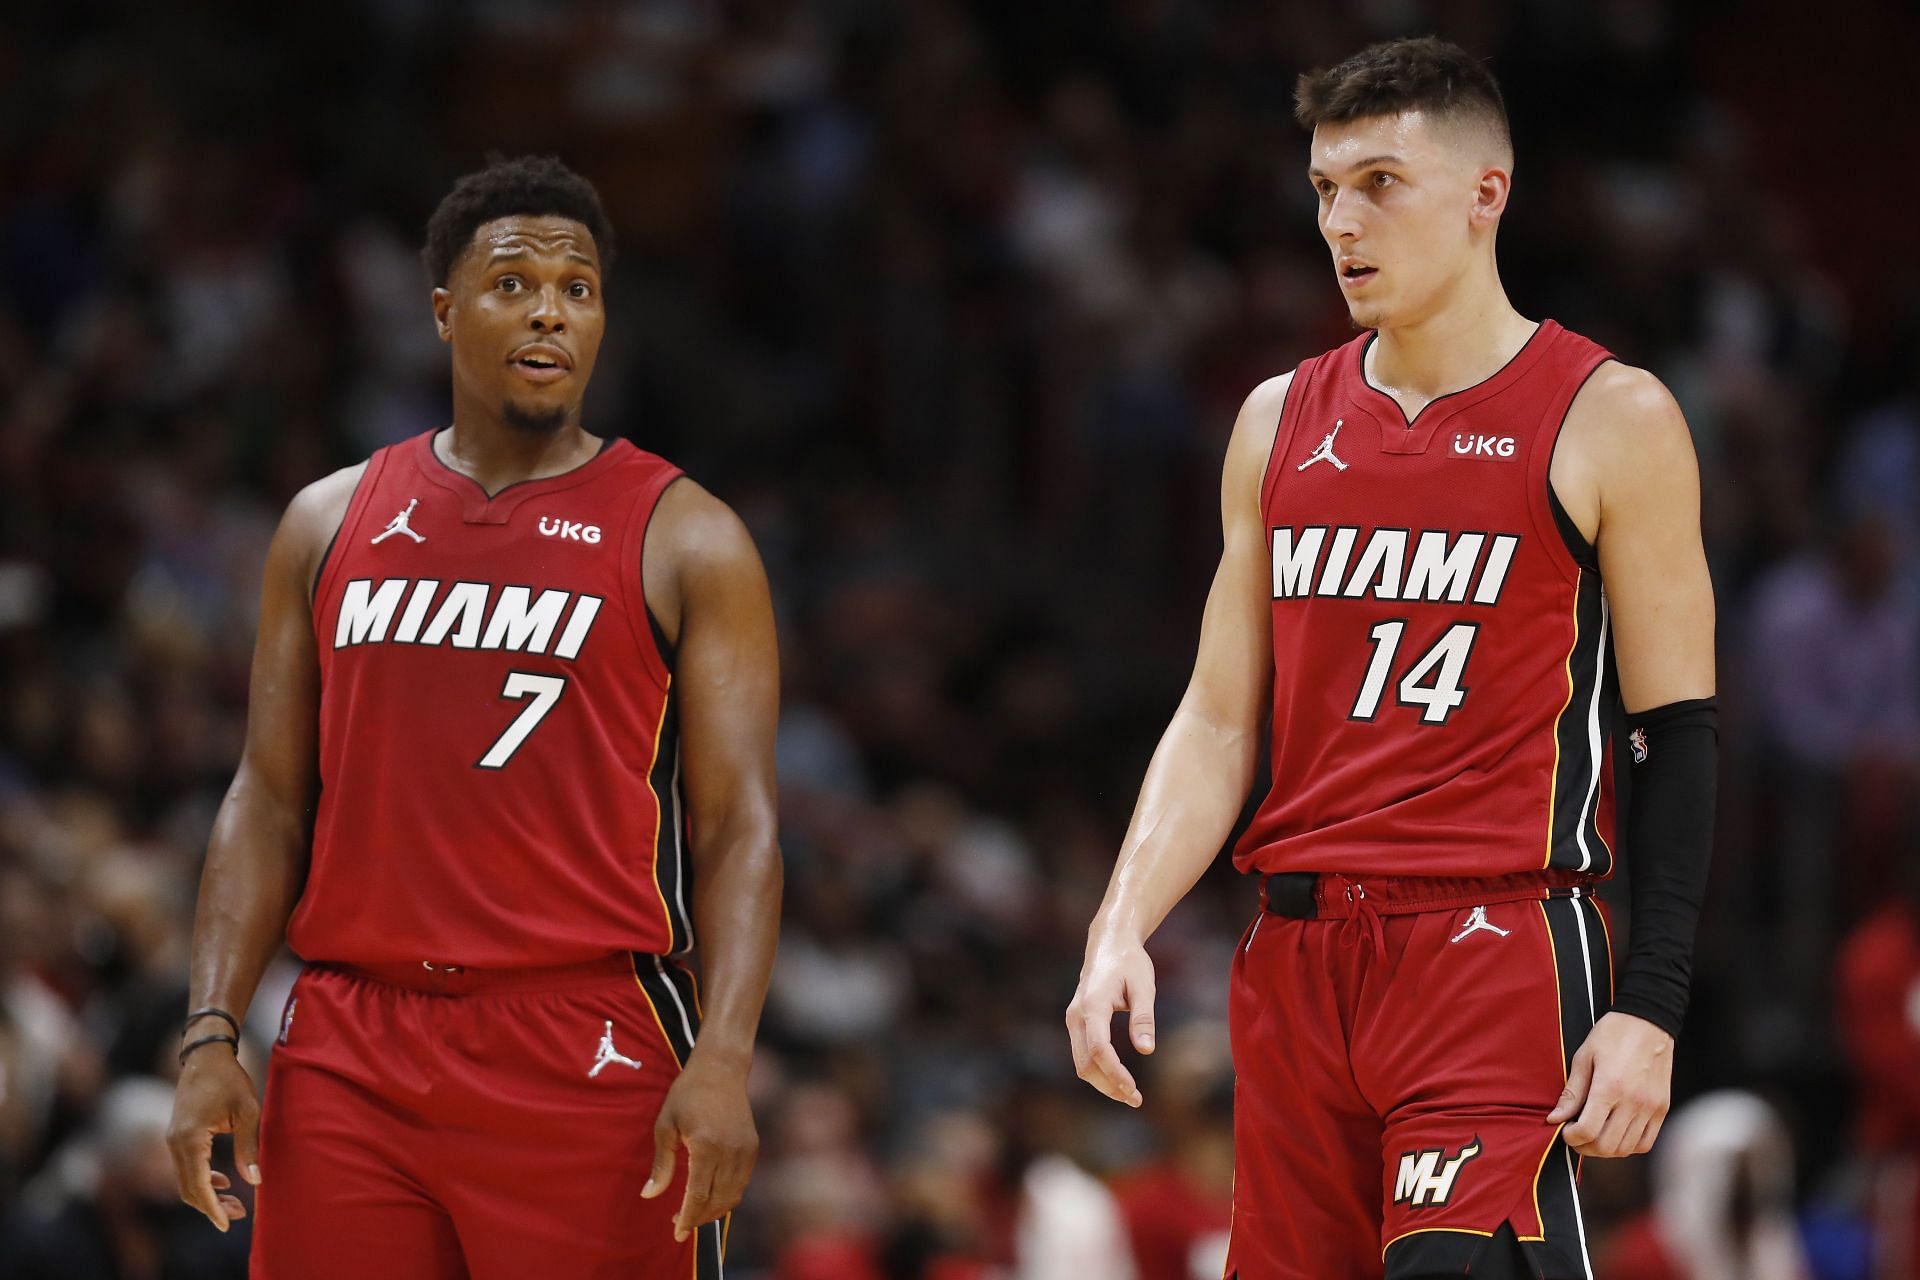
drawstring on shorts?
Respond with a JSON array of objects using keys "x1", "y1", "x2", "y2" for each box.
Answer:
[{"x1": 1339, "y1": 881, "x2": 1389, "y2": 963}]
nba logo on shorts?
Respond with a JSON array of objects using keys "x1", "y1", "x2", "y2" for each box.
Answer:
[
  {"x1": 1629, "y1": 727, "x2": 1649, "y2": 764},
  {"x1": 278, "y1": 998, "x2": 297, "y2": 1046}
]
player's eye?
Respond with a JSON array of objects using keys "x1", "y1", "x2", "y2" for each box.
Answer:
[
  {"x1": 1372, "y1": 171, "x2": 1395, "y2": 189},
  {"x1": 497, "y1": 276, "x2": 522, "y2": 292},
  {"x1": 568, "y1": 281, "x2": 592, "y2": 299},
  {"x1": 1314, "y1": 181, "x2": 1334, "y2": 198}
]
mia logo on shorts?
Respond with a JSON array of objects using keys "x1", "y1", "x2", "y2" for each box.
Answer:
[{"x1": 1393, "y1": 1137, "x2": 1483, "y2": 1209}]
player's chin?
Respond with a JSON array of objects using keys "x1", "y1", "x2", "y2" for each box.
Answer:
[
  {"x1": 499, "y1": 394, "x2": 572, "y2": 436},
  {"x1": 1346, "y1": 301, "x2": 1390, "y2": 332}
]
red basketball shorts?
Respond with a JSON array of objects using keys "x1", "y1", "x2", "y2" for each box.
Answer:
[
  {"x1": 1226, "y1": 871, "x2": 1613, "y2": 1279},
  {"x1": 249, "y1": 954, "x2": 725, "y2": 1280}
]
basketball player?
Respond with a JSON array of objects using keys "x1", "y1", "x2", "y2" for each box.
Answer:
[
  {"x1": 165, "y1": 155, "x2": 781, "y2": 1279},
  {"x1": 1067, "y1": 39, "x2": 1717, "y2": 1279}
]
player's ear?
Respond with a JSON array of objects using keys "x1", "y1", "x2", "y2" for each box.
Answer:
[
  {"x1": 432, "y1": 287, "x2": 454, "y2": 342},
  {"x1": 1469, "y1": 164, "x2": 1511, "y2": 231}
]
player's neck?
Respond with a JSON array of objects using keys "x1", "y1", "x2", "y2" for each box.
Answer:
[
  {"x1": 437, "y1": 411, "x2": 601, "y2": 495},
  {"x1": 1365, "y1": 284, "x2": 1536, "y2": 410}
]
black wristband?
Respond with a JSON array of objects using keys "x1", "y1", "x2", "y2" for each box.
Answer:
[
  {"x1": 1613, "y1": 697, "x2": 1718, "y2": 1038},
  {"x1": 184, "y1": 1007, "x2": 241, "y2": 1037},
  {"x1": 179, "y1": 1033, "x2": 240, "y2": 1066}
]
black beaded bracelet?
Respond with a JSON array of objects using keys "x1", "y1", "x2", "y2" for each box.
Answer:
[
  {"x1": 178, "y1": 1033, "x2": 239, "y2": 1066},
  {"x1": 184, "y1": 1007, "x2": 241, "y2": 1037}
]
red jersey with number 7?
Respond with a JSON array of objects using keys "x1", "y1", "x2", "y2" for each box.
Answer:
[
  {"x1": 292, "y1": 429, "x2": 691, "y2": 967},
  {"x1": 1232, "y1": 319, "x2": 1622, "y2": 880}
]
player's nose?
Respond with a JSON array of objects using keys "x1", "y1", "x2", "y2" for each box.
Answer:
[
  {"x1": 528, "y1": 284, "x2": 566, "y2": 332},
  {"x1": 1321, "y1": 189, "x2": 1364, "y2": 240}
]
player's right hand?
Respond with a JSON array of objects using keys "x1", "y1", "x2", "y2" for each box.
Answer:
[
  {"x1": 1066, "y1": 944, "x2": 1156, "y2": 1107},
  {"x1": 167, "y1": 1049, "x2": 262, "y2": 1232}
]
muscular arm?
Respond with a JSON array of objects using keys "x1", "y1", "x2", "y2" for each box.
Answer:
[
  {"x1": 639, "y1": 479, "x2": 781, "y2": 1238},
  {"x1": 1547, "y1": 363, "x2": 1716, "y2": 1157},
  {"x1": 169, "y1": 464, "x2": 361, "y2": 1227},
  {"x1": 1067, "y1": 373, "x2": 1288, "y2": 1106}
]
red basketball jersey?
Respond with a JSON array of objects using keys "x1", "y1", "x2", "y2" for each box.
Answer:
[
  {"x1": 292, "y1": 430, "x2": 692, "y2": 967},
  {"x1": 1232, "y1": 319, "x2": 1621, "y2": 880}
]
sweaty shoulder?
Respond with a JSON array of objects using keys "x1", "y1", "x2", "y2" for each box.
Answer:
[
  {"x1": 1550, "y1": 360, "x2": 1696, "y2": 543},
  {"x1": 641, "y1": 476, "x2": 765, "y2": 646},
  {"x1": 286, "y1": 461, "x2": 368, "y2": 598}
]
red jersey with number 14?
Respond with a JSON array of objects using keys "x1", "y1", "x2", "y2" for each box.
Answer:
[
  {"x1": 1232, "y1": 319, "x2": 1621, "y2": 880},
  {"x1": 291, "y1": 430, "x2": 692, "y2": 967}
]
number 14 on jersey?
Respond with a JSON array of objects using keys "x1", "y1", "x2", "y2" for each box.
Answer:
[{"x1": 1350, "y1": 621, "x2": 1480, "y2": 724}]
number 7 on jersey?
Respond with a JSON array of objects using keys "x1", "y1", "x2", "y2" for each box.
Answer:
[{"x1": 477, "y1": 672, "x2": 568, "y2": 768}]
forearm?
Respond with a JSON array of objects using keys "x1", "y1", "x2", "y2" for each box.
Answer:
[
  {"x1": 1614, "y1": 698, "x2": 1718, "y2": 1037},
  {"x1": 686, "y1": 819, "x2": 781, "y2": 1069},
  {"x1": 1088, "y1": 700, "x2": 1260, "y2": 953},
  {"x1": 187, "y1": 776, "x2": 311, "y2": 1021}
]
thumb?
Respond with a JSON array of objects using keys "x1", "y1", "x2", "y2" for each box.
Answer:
[
  {"x1": 641, "y1": 1117, "x2": 679, "y2": 1199},
  {"x1": 1128, "y1": 1002, "x2": 1156, "y2": 1055},
  {"x1": 1547, "y1": 1048, "x2": 1593, "y2": 1123},
  {"x1": 1127, "y1": 970, "x2": 1157, "y2": 1054},
  {"x1": 234, "y1": 1098, "x2": 263, "y2": 1186}
]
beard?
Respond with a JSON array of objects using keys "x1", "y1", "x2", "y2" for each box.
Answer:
[{"x1": 501, "y1": 398, "x2": 569, "y2": 435}]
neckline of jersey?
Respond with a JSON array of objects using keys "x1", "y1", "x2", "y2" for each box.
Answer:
[
  {"x1": 1355, "y1": 318, "x2": 1556, "y2": 435},
  {"x1": 414, "y1": 429, "x2": 627, "y2": 524}
]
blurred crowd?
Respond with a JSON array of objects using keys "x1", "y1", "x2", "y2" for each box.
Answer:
[{"x1": 3, "y1": 2, "x2": 1918, "y2": 1278}]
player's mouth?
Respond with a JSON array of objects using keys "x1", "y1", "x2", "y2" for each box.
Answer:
[
  {"x1": 1339, "y1": 260, "x2": 1379, "y2": 290},
  {"x1": 509, "y1": 344, "x2": 572, "y2": 384}
]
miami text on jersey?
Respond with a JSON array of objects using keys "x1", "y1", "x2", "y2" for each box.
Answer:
[
  {"x1": 333, "y1": 577, "x2": 604, "y2": 659},
  {"x1": 1270, "y1": 526, "x2": 1521, "y2": 604}
]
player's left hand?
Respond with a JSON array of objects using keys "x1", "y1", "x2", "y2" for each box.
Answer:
[
  {"x1": 1546, "y1": 1010, "x2": 1673, "y2": 1158},
  {"x1": 641, "y1": 1054, "x2": 758, "y2": 1242}
]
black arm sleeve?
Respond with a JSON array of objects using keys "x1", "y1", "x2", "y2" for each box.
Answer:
[{"x1": 1610, "y1": 696, "x2": 1718, "y2": 1038}]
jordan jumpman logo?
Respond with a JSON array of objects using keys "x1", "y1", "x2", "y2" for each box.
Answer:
[
  {"x1": 371, "y1": 498, "x2": 426, "y2": 545},
  {"x1": 1449, "y1": 905, "x2": 1511, "y2": 943},
  {"x1": 1297, "y1": 419, "x2": 1350, "y2": 472},
  {"x1": 588, "y1": 1020, "x2": 643, "y2": 1077}
]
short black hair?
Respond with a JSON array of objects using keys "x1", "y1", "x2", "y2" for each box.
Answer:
[
  {"x1": 421, "y1": 153, "x2": 616, "y2": 287},
  {"x1": 1294, "y1": 37, "x2": 1510, "y2": 159}
]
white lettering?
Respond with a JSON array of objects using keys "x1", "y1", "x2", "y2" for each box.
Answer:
[
  {"x1": 1342, "y1": 529, "x2": 1407, "y2": 599},
  {"x1": 1271, "y1": 526, "x2": 1326, "y2": 599},
  {"x1": 553, "y1": 594, "x2": 604, "y2": 660},
  {"x1": 480, "y1": 586, "x2": 571, "y2": 653},
  {"x1": 1394, "y1": 1150, "x2": 1442, "y2": 1205},
  {"x1": 539, "y1": 516, "x2": 604, "y2": 543},
  {"x1": 1403, "y1": 532, "x2": 1484, "y2": 604},
  {"x1": 1451, "y1": 433, "x2": 1516, "y2": 458},
  {"x1": 1473, "y1": 535, "x2": 1520, "y2": 605},
  {"x1": 392, "y1": 578, "x2": 441, "y2": 644},
  {"x1": 420, "y1": 581, "x2": 490, "y2": 648},
  {"x1": 335, "y1": 579, "x2": 407, "y2": 647},
  {"x1": 1316, "y1": 527, "x2": 1358, "y2": 596},
  {"x1": 1393, "y1": 1140, "x2": 1482, "y2": 1208},
  {"x1": 1264, "y1": 528, "x2": 1522, "y2": 603}
]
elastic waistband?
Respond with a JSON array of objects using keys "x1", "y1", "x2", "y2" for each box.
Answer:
[
  {"x1": 1260, "y1": 868, "x2": 1598, "y2": 920},
  {"x1": 322, "y1": 952, "x2": 641, "y2": 995}
]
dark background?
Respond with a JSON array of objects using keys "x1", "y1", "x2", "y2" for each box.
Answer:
[{"x1": 2, "y1": 2, "x2": 1918, "y2": 1277}]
